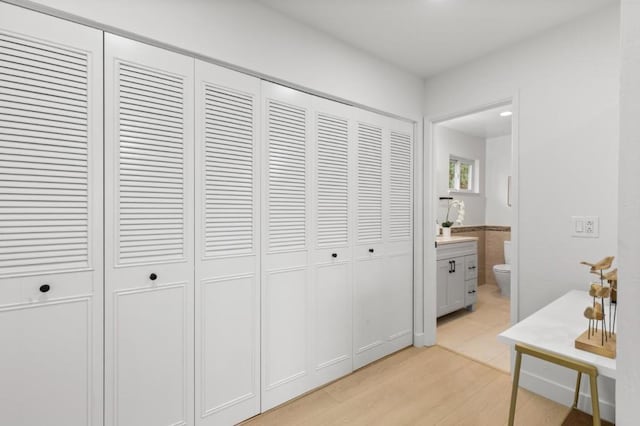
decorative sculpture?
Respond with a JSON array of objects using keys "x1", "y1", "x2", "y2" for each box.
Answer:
[{"x1": 575, "y1": 256, "x2": 616, "y2": 358}]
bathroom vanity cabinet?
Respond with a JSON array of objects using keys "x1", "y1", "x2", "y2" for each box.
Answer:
[{"x1": 436, "y1": 238, "x2": 478, "y2": 317}]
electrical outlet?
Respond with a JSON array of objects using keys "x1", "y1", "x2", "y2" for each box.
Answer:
[
  {"x1": 585, "y1": 219, "x2": 594, "y2": 233},
  {"x1": 584, "y1": 216, "x2": 599, "y2": 237},
  {"x1": 572, "y1": 216, "x2": 599, "y2": 238}
]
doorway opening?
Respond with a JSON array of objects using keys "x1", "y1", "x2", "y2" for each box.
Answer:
[{"x1": 432, "y1": 102, "x2": 514, "y2": 372}]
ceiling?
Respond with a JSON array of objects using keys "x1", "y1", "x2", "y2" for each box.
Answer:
[
  {"x1": 440, "y1": 105, "x2": 512, "y2": 139},
  {"x1": 256, "y1": 0, "x2": 617, "y2": 78}
]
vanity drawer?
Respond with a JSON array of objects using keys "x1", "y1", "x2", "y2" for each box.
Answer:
[
  {"x1": 465, "y1": 255, "x2": 478, "y2": 280},
  {"x1": 436, "y1": 241, "x2": 476, "y2": 260},
  {"x1": 465, "y1": 280, "x2": 477, "y2": 306}
]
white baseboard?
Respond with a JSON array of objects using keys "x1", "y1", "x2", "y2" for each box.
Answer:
[
  {"x1": 520, "y1": 368, "x2": 615, "y2": 423},
  {"x1": 413, "y1": 332, "x2": 425, "y2": 347}
]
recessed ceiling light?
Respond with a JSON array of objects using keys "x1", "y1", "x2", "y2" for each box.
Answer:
[{"x1": 500, "y1": 111, "x2": 512, "y2": 117}]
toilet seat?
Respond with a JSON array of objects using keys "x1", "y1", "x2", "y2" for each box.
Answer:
[{"x1": 494, "y1": 264, "x2": 511, "y2": 273}]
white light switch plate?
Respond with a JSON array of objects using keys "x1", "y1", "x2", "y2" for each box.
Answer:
[{"x1": 572, "y1": 216, "x2": 599, "y2": 238}]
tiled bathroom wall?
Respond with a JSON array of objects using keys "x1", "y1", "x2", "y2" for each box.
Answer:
[{"x1": 452, "y1": 226, "x2": 511, "y2": 285}]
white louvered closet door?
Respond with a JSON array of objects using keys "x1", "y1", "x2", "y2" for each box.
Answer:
[
  {"x1": 383, "y1": 121, "x2": 414, "y2": 354},
  {"x1": 310, "y1": 97, "x2": 354, "y2": 387},
  {"x1": 0, "y1": 5, "x2": 103, "y2": 426},
  {"x1": 261, "y1": 82, "x2": 314, "y2": 410},
  {"x1": 104, "y1": 34, "x2": 194, "y2": 426},
  {"x1": 353, "y1": 112, "x2": 414, "y2": 370},
  {"x1": 353, "y1": 110, "x2": 388, "y2": 369},
  {"x1": 194, "y1": 60, "x2": 260, "y2": 426}
]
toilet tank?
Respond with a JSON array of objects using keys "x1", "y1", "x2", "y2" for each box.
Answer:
[{"x1": 504, "y1": 241, "x2": 511, "y2": 264}]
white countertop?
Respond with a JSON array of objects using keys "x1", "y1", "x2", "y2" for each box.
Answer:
[
  {"x1": 435, "y1": 236, "x2": 479, "y2": 245},
  {"x1": 498, "y1": 290, "x2": 616, "y2": 379}
]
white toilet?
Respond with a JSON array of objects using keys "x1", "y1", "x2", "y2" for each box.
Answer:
[{"x1": 493, "y1": 241, "x2": 511, "y2": 297}]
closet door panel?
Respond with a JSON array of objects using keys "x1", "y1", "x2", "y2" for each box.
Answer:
[
  {"x1": 264, "y1": 268, "x2": 307, "y2": 387},
  {"x1": 353, "y1": 114, "x2": 387, "y2": 369},
  {"x1": 389, "y1": 129, "x2": 414, "y2": 242},
  {"x1": 353, "y1": 250, "x2": 386, "y2": 369},
  {"x1": 314, "y1": 262, "x2": 351, "y2": 379},
  {"x1": 114, "y1": 284, "x2": 188, "y2": 426},
  {"x1": 261, "y1": 83, "x2": 313, "y2": 410},
  {"x1": 384, "y1": 124, "x2": 414, "y2": 350},
  {"x1": 0, "y1": 4, "x2": 103, "y2": 425},
  {"x1": 0, "y1": 298, "x2": 92, "y2": 426},
  {"x1": 384, "y1": 252, "x2": 413, "y2": 350},
  {"x1": 104, "y1": 33, "x2": 194, "y2": 426},
  {"x1": 200, "y1": 276, "x2": 256, "y2": 411},
  {"x1": 194, "y1": 60, "x2": 260, "y2": 426},
  {"x1": 353, "y1": 113, "x2": 414, "y2": 369},
  {"x1": 311, "y1": 99, "x2": 353, "y2": 385},
  {"x1": 356, "y1": 122, "x2": 384, "y2": 243}
]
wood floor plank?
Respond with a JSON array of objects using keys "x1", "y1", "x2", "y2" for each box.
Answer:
[{"x1": 242, "y1": 346, "x2": 569, "y2": 426}]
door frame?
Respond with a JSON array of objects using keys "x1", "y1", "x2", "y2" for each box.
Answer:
[{"x1": 422, "y1": 93, "x2": 520, "y2": 346}]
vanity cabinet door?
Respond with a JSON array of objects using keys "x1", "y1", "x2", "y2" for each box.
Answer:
[
  {"x1": 436, "y1": 259, "x2": 450, "y2": 316},
  {"x1": 436, "y1": 257, "x2": 465, "y2": 316},
  {"x1": 448, "y1": 256, "x2": 466, "y2": 311}
]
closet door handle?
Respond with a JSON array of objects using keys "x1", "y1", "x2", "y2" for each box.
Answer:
[
  {"x1": 39, "y1": 284, "x2": 51, "y2": 293},
  {"x1": 368, "y1": 248, "x2": 374, "y2": 253},
  {"x1": 448, "y1": 261, "x2": 453, "y2": 273},
  {"x1": 149, "y1": 273, "x2": 158, "y2": 281},
  {"x1": 331, "y1": 253, "x2": 338, "y2": 258},
  {"x1": 453, "y1": 260, "x2": 456, "y2": 273}
]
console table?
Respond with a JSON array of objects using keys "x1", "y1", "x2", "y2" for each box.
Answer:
[{"x1": 498, "y1": 290, "x2": 616, "y2": 426}]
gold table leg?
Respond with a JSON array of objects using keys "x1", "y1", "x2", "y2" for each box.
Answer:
[
  {"x1": 508, "y1": 350, "x2": 522, "y2": 426},
  {"x1": 589, "y1": 373, "x2": 601, "y2": 426},
  {"x1": 509, "y1": 343, "x2": 601, "y2": 426},
  {"x1": 573, "y1": 372, "x2": 582, "y2": 408}
]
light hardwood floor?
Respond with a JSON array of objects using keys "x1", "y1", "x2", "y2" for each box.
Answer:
[
  {"x1": 437, "y1": 283, "x2": 511, "y2": 372},
  {"x1": 242, "y1": 345, "x2": 570, "y2": 426}
]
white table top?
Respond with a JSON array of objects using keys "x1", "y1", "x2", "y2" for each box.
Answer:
[{"x1": 498, "y1": 290, "x2": 616, "y2": 379}]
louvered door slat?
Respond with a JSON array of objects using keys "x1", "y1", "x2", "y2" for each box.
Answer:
[
  {"x1": 0, "y1": 31, "x2": 89, "y2": 275},
  {"x1": 316, "y1": 113, "x2": 349, "y2": 247},
  {"x1": 390, "y1": 131, "x2": 413, "y2": 240},
  {"x1": 116, "y1": 62, "x2": 186, "y2": 264},
  {"x1": 267, "y1": 100, "x2": 306, "y2": 251},
  {"x1": 357, "y1": 123, "x2": 383, "y2": 243},
  {"x1": 202, "y1": 84, "x2": 254, "y2": 256}
]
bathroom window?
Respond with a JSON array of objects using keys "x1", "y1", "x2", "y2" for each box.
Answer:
[{"x1": 449, "y1": 156, "x2": 477, "y2": 192}]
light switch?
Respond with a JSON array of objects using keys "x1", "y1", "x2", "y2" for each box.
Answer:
[
  {"x1": 572, "y1": 216, "x2": 599, "y2": 238},
  {"x1": 575, "y1": 218, "x2": 584, "y2": 233}
]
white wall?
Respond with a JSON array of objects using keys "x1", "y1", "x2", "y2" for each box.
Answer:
[
  {"x1": 12, "y1": 0, "x2": 424, "y2": 120},
  {"x1": 425, "y1": 3, "x2": 619, "y2": 319},
  {"x1": 617, "y1": 1, "x2": 640, "y2": 424},
  {"x1": 424, "y1": 4, "x2": 619, "y2": 420},
  {"x1": 435, "y1": 126, "x2": 486, "y2": 226},
  {"x1": 485, "y1": 135, "x2": 512, "y2": 226}
]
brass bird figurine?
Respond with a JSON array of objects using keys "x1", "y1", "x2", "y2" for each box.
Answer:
[
  {"x1": 581, "y1": 256, "x2": 614, "y2": 273},
  {"x1": 583, "y1": 302, "x2": 603, "y2": 321}
]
